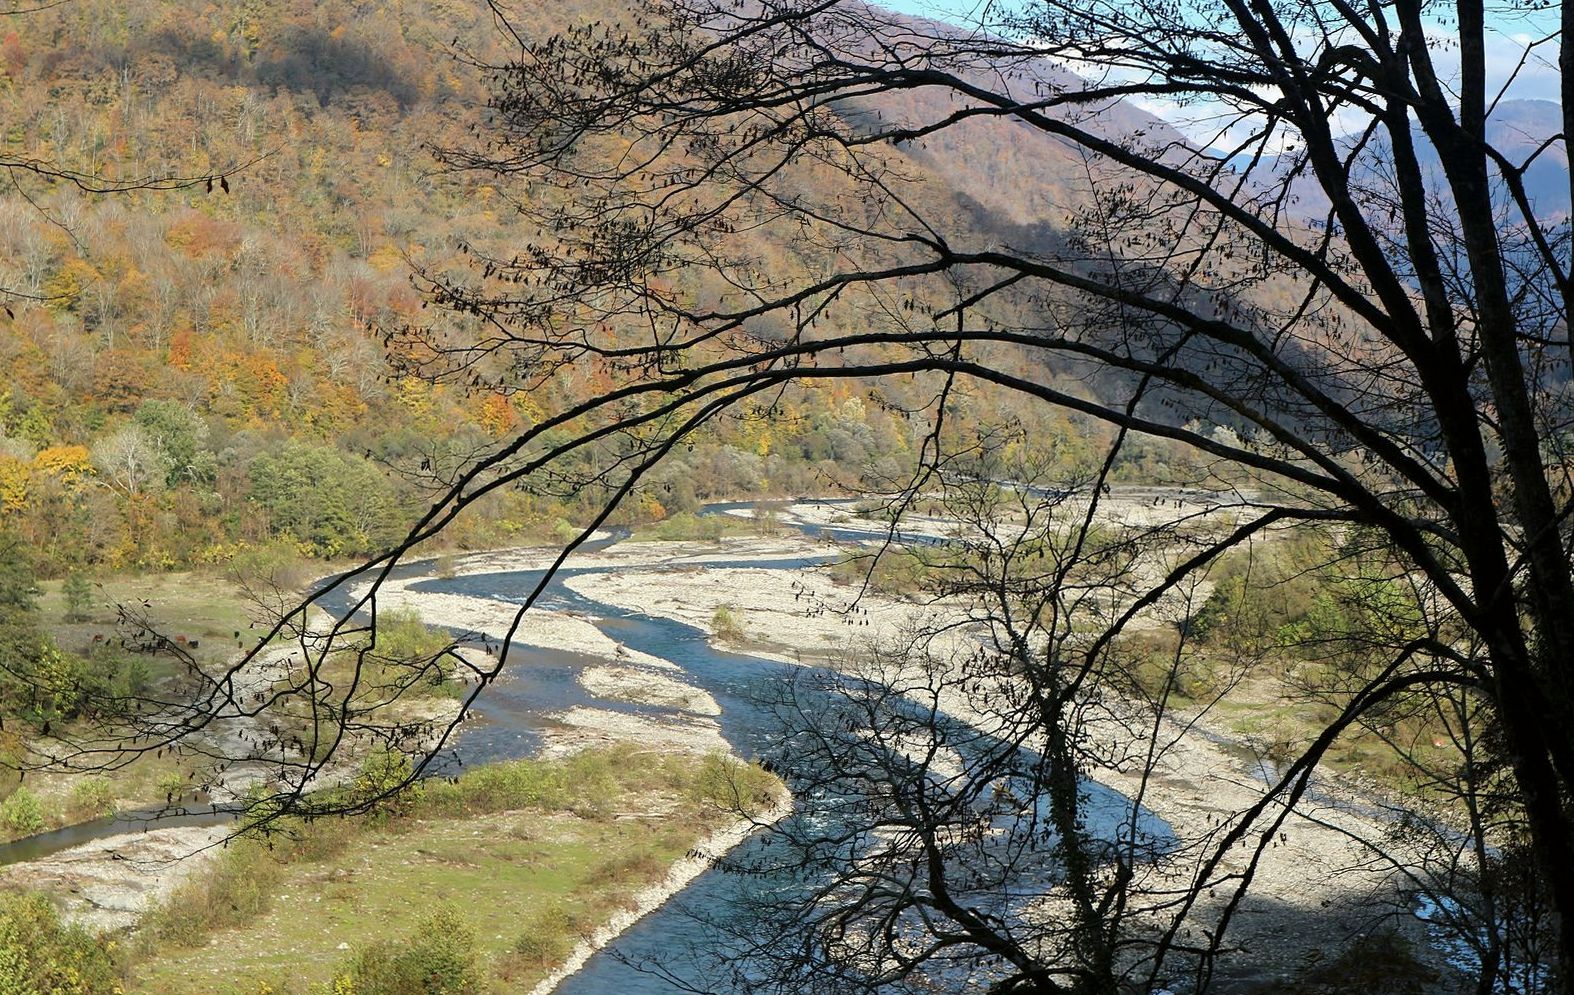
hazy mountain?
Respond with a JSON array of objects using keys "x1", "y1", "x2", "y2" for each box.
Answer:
[{"x1": 1268, "y1": 98, "x2": 1568, "y2": 221}]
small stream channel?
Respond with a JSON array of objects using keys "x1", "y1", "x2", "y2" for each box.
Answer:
[{"x1": 2, "y1": 501, "x2": 1171, "y2": 992}]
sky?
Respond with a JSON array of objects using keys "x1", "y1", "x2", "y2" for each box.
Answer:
[{"x1": 870, "y1": 0, "x2": 1562, "y2": 145}]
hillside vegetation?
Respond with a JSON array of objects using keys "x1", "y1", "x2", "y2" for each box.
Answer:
[{"x1": 0, "y1": 0, "x2": 1183, "y2": 586}]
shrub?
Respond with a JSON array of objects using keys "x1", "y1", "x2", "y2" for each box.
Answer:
[
  {"x1": 154, "y1": 770, "x2": 189, "y2": 800},
  {"x1": 826, "y1": 549, "x2": 934, "y2": 596},
  {"x1": 338, "y1": 905, "x2": 483, "y2": 995},
  {"x1": 0, "y1": 786, "x2": 44, "y2": 836},
  {"x1": 377, "y1": 609, "x2": 450, "y2": 663},
  {"x1": 509, "y1": 903, "x2": 582, "y2": 968},
  {"x1": 141, "y1": 838, "x2": 280, "y2": 947},
  {"x1": 691, "y1": 752, "x2": 780, "y2": 817},
  {"x1": 710, "y1": 605, "x2": 743, "y2": 642},
  {"x1": 363, "y1": 608, "x2": 459, "y2": 700},
  {"x1": 636, "y1": 512, "x2": 750, "y2": 542},
  {"x1": 584, "y1": 846, "x2": 667, "y2": 886},
  {"x1": 69, "y1": 777, "x2": 115, "y2": 820},
  {"x1": 0, "y1": 893, "x2": 121, "y2": 994},
  {"x1": 351, "y1": 748, "x2": 417, "y2": 817},
  {"x1": 425, "y1": 759, "x2": 565, "y2": 814},
  {"x1": 227, "y1": 540, "x2": 315, "y2": 593}
]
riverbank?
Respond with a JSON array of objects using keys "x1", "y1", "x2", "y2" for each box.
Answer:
[
  {"x1": 533, "y1": 503, "x2": 1439, "y2": 991},
  {"x1": 0, "y1": 824, "x2": 229, "y2": 935},
  {"x1": 1, "y1": 496, "x2": 1441, "y2": 992},
  {"x1": 321, "y1": 503, "x2": 1428, "y2": 986},
  {"x1": 121, "y1": 747, "x2": 782, "y2": 994},
  {"x1": 528, "y1": 790, "x2": 792, "y2": 995},
  {"x1": 344, "y1": 532, "x2": 826, "y2": 758}
]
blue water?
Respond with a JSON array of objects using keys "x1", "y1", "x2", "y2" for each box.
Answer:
[
  {"x1": 0, "y1": 500, "x2": 1172, "y2": 993},
  {"x1": 406, "y1": 529, "x2": 1172, "y2": 994}
]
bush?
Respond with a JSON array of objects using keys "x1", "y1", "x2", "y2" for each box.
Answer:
[
  {"x1": 338, "y1": 905, "x2": 483, "y2": 995},
  {"x1": 364, "y1": 608, "x2": 459, "y2": 700},
  {"x1": 408, "y1": 749, "x2": 664, "y2": 823},
  {"x1": 826, "y1": 548, "x2": 934, "y2": 597},
  {"x1": 142, "y1": 838, "x2": 280, "y2": 947},
  {"x1": 509, "y1": 903, "x2": 583, "y2": 968},
  {"x1": 710, "y1": 605, "x2": 743, "y2": 642},
  {"x1": 69, "y1": 777, "x2": 115, "y2": 820},
  {"x1": 414, "y1": 759, "x2": 567, "y2": 816},
  {"x1": 0, "y1": 786, "x2": 45, "y2": 836},
  {"x1": 635, "y1": 512, "x2": 750, "y2": 542},
  {"x1": 154, "y1": 770, "x2": 189, "y2": 800},
  {"x1": 0, "y1": 892, "x2": 121, "y2": 994},
  {"x1": 691, "y1": 752, "x2": 780, "y2": 817},
  {"x1": 584, "y1": 846, "x2": 668, "y2": 886},
  {"x1": 352, "y1": 748, "x2": 417, "y2": 817},
  {"x1": 377, "y1": 609, "x2": 450, "y2": 663},
  {"x1": 228, "y1": 541, "x2": 314, "y2": 593}
]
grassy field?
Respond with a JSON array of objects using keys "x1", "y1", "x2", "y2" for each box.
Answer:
[
  {"x1": 0, "y1": 572, "x2": 268, "y2": 840},
  {"x1": 4, "y1": 569, "x2": 351, "y2": 841},
  {"x1": 125, "y1": 746, "x2": 780, "y2": 995},
  {"x1": 35, "y1": 569, "x2": 268, "y2": 669}
]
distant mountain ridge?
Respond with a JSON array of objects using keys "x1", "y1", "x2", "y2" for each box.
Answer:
[{"x1": 1259, "y1": 98, "x2": 1569, "y2": 220}]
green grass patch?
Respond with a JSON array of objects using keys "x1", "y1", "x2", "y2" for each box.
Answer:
[
  {"x1": 35, "y1": 569, "x2": 263, "y2": 674},
  {"x1": 630, "y1": 511, "x2": 758, "y2": 542},
  {"x1": 126, "y1": 746, "x2": 782, "y2": 995}
]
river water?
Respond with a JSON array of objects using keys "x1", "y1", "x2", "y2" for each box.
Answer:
[
  {"x1": 413, "y1": 506, "x2": 1170, "y2": 993},
  {"x1": 0, "y1": 502, "x2": 1171, "y2": 993}
]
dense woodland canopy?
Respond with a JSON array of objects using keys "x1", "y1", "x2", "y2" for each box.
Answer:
[{"x1": 0, "y1": 0, "x2": 1174, "y2": 580}]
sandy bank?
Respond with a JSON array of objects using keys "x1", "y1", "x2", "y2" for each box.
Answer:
[
  {"x1": 580, "y1": 664, "x2": 721, "y2": 716},
  {"x1": 346, "y1": 579, "x2": 676, "y2": 674},
  {"x1": 537, "y1": 707, "x2": 729, "y2": 759},
  {"x1": 0, "y1": 825, "x2": 228, "y2": 934}
]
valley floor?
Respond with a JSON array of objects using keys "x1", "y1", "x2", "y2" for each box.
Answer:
[
  {"x1": 1, "y1": 496, "x2": 1456, "y2": 993},
  {"x1": 369, "y1": 498, "x2": 1454, "y2": 992}
]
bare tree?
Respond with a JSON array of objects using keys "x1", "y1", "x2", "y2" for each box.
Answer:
[
  {"x1": 374, "y1": 0, "x2": 1568, "y2": 986},
  {"x1": 24, "y1": 0, "x2": 1574, "y2": 990},
  {"x1": 89, "y1": 423, "x2": 166, "y2": 498},
  {"x1": 682, "y1": 448, "x2": 1227, "y2": 994}
]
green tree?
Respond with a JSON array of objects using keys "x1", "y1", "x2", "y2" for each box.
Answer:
[
  {"x1": 0, "y1": 533, "x2": 36, "y2": 612},
  {"x1": 247, "y1": 443, "x2": 401, "y2": 557},
  {"x1": 133, "y1": 398, "x2": 215, "y2": 488},
  {"x1": 60, "y1": 573, "x2": 92, "y2": 623}
]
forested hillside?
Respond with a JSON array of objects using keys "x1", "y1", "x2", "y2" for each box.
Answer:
[{"x1": 0, "y1": 0, "x2": 1147, "y2": 577}]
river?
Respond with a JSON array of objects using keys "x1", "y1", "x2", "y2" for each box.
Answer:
[{"x1": 0, "y1": 501, "x2": 1171, "y2": 993}]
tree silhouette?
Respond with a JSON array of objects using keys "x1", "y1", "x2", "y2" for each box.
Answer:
[
  {"x1": 400, "y1": 0, "x2": 1573, "y2": 987},
  {"x1": 28, "y1": 0, "x2": 1569, "y2": 990}
]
